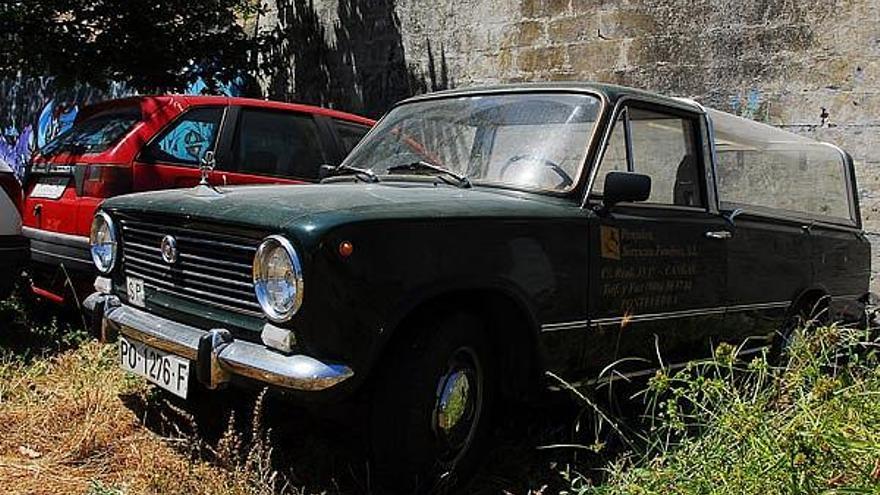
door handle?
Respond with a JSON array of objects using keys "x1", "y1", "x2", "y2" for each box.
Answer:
[{"x1": 705, "y1": 230, "x2": 732, "y2": 240}]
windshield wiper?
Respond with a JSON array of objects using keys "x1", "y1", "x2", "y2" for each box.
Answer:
[
  {"x1": 386, "y1": 160, "x2": 472, "y2": 188},
  {"x1": 331, "y1": 163, "x2": 380, "y2": 183}
]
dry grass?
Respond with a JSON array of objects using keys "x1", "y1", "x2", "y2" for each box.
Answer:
[{"x1": 0, "y1": 340, "x2": 304, "y2": 495}]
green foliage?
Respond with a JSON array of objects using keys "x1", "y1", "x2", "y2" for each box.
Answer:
[
  {"x1": 0, "y1": 285, "x2": 89, "y2": 362},
  {"x1": 86, "y1": 480, "x2": 126, "y2": 495},
  {"x1": 569, "y1": 325, "x2": 880, "y2": 495},
  {"x1": 0, "y1": 0, "x2": 262, "y2": 92}
]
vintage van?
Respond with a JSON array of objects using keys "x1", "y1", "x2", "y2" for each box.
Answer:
[{"x1": 85, "y1": 83, "x2": 870, "y2": 490}]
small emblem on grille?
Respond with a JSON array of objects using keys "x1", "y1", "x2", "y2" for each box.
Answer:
[{"x1": 160, "y1": 235, "x2": 178, "y2": 264}]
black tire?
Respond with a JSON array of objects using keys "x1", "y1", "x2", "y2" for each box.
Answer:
[
  {"x1": 369, "y1": 312, "x2": 496, "y2": 493},
  {"x1": 771, "y1": 296, "x2": 830, "y2": 362}
]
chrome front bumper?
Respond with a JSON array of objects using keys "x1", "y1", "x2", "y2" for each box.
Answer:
[{"x1": 98, "y1": 295, "x2": 353, "y2": 392}]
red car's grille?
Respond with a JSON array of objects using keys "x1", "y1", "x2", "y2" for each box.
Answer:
[{"x1": 119, "y1": 218, "x2": 262, "y2": 318}]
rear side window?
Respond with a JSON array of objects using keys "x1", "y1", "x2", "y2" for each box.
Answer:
[
  {"x1": 334, "y1": 120, "x2": 371, "y2": 156},
  {"x1": 144, "y1": 107, "x2": 224, "y2": 166},
  {"x1": 41, "y1": 106, "x2": 141, "y2": 156},
  {"x1": 711, "y1": 110, "x2": 852, "y2": 222},
  {"x1": 232, "y1": 109, "x2": 326, "y2": 180},
  {"x1": 593, "y1": 107, "x2": 704, "y2": 208}
]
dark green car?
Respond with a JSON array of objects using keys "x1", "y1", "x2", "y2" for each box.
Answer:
[{"x1": 86, "y1": 83, "x2": 870, "y2": 490}]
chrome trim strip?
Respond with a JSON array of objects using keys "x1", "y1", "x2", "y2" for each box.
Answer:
[
  {"x1": 122, "y1": 225, "x2": 257, "y2": 252},
  {"x1": 591, "y1": 307, "x2": 727, "y2": 326},
  {"x1": 541, "y1": 320, "x2": 589, "y2": 333},
  {"x1": 541, "y1": 301, "x2": 792, "y2": 332},
  {"x1": 725, "y1": 301, "x2": 791, "y2": 312},
  {"x1": 126, "y1": 244, "x2": 252, "y2": 278},
  {"x1": 128, "y1": 269, "x2": 262, "y2": 311},
  {"x1": 179, "y1": 252, "x2": 252, "y2": 271},
  {"x1": 125, "y1": 255, "x2": 253, "y2": 288},
  {"x1": 30, "y1": 248, "x2": 93, "y2": 266},
  {"x1": 22, "y1": 226, "x2": 90, "y2": 247},
  {"x1": 105, "y1": 302, "x2": 353, "y2": 391}
]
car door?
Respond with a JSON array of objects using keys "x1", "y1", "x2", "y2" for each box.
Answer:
[
  {"x1": 712, "y1": 121, "x2": 818, "y2": 348},
  {"x1": 586, "y1": 102, "x2": 728, "y2": 377},
  {"x1": 214, "y1": 106, "x2": 333, "y2": 185}
]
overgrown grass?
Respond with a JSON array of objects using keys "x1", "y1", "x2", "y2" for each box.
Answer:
[
  {"x1": 0, "y1": 287, "x2": 308, "y2": 495},
  {"x1": 2, "y1": 282, "x2": 879, "y2": 494},
  {"x1": 559, "y1": 324, "x2": 880, "y2": 494}
]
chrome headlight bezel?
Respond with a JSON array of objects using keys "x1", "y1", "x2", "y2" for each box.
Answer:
[
  {"x1": 253, "y1": 235, "x2": 304, "y2": 323},
  {"x1": 89, "y1": 211, "x2": 117, "y2": 274}
]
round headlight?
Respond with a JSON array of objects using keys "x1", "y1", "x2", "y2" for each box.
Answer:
[
  {"x1": 253, "y1": 235, "x2": 304, "y2": 323},
  {"x1": 89, "y1": 212, "x2": 117, "y2": 274}
]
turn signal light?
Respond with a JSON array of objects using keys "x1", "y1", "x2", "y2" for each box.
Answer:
[{"x1": 338, "y1": 241, "x2": 354, "y2": 258}]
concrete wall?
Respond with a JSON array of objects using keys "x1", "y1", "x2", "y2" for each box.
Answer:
[{"x1": 261, "y1": 0, "x2": 880, "y2": 288}]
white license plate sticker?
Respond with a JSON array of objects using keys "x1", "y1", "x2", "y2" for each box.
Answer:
[
  {"x1": 126, "y1": 276, "x2": 145, "y2": 307},
  {"x1": 119, "y1": 337, "x2": 190, "y2": 399},
  {"x1": 30, "y1": 177, "x2": 69, "y2": 199}
]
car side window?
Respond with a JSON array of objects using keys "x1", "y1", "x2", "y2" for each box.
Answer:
[
  {"x1": 145, "y1": 107, "x2": 223, "y2": 166},
  {"x1": 592, "y1": 112, "x2": 629, "y2": 194},
  {"x1": 592, "y1": 106, "x2": 704, "y2": 208},
  {"x1": 232, "y1": 109, "x2": 327, "y2": 180},
  {"x1": 712, "y1": 110, "x2": 852, "y2": 221},
  {"x1": 334, "y1": 120, "x2": 371, "y2": 156}
]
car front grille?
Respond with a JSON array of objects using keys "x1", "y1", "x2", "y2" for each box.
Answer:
[{"x1": 119, "y1": 218, "x2": 263, "y2": 318}]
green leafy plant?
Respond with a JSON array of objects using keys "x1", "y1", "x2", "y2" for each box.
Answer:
[{"x1": 572, "y1": 324, "x2": 880, "y2": 494}]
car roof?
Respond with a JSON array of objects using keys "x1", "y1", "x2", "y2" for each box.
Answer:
[
  {"x1": 398, "y1": 81, "x2": 703, "y2": 113},
  {"x1": 78, "y1": 95, "x2": 375, "y2": 126}
]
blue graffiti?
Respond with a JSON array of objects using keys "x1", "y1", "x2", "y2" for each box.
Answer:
[
  {"x1": 0, "y1": 76, "x2": 245, "y2": 181},
  {"x1": 729, "y1": 89, "x2": 763, "y2": 120},
  {"x1": 156, "y1": 120, "x2": 218, "y2": 163}
]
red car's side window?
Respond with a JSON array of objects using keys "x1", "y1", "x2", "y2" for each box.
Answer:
[
  {"x1": 143, "y1": 107, "x2": 224, "y2": 167},
  {"x1": 230, "y1": 109, "x2": 327, "y2": 180}
]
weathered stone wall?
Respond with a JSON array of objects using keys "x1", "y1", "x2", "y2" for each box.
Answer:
[{"x1": 261, "y1": 0, "x2": 880, "y2": 289}]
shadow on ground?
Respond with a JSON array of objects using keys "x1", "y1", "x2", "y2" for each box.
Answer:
[
  {"x1": 123, "y1": 377, "x2": 645, "y2": 494},
  {"x1": 0, "y1": 282, "x2": 90, "y2": 361}
]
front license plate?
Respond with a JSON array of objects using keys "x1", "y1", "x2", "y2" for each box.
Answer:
[
  {"x1": 119, "y1": 337, "x2": 190, "y2": 399},
  {"x1": 126, "y1": 276, "x2": 145, "y2": 307},
  {"x1": 30, "y1": 177, "x2": 69, "y2": 199}
]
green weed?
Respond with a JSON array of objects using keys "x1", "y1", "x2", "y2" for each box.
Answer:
[{"x1": 565, "y1": 324, "x2": 880, "y2": 494}]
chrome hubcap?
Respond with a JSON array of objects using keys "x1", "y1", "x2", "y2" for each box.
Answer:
[{"x1": 433, "y1": 347, "x2": 482, "y2": 463}]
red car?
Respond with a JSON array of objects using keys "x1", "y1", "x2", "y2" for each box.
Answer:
[{"x1": 23, "y1": 95, "x2": 374, "y2": 304}]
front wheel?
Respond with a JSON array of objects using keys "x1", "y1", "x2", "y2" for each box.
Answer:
[{"x1": 369, "y1": 313, "x2": 496, "y2": 492}]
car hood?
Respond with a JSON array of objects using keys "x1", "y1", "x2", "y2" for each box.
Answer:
[{"x1": 101, "y1": 182, "x2": 581, "y2": 242}]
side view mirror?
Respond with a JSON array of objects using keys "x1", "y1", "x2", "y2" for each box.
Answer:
[{"x1": 602, "y1": 171, "x2": 651, "y2": 209}]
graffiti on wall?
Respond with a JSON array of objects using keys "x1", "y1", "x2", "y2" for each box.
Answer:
[{"x1": 0, "y1": 76, "x2": 244, "y2": 180}]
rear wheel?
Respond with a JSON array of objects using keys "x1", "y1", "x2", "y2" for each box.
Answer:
[
  {"x1": 369, "y1": 313, "x2": 496, "y2": 492},
  {"x1": 772, "y1": 295, "x2": 830, "y2": 361}
]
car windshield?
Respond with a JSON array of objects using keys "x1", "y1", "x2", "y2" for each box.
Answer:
[
  {"x1": 41, "y1": 106, "x2": 141, "y2": 156},
  {"x1": 343, "y1": 93, "x2": 602, "y2": 192}
]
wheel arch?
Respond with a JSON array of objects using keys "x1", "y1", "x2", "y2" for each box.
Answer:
[
  {"x1": 788, "y1": 285, "x2": 832, "y2": 321},
  {"x1": 374, "y1": 284, "x2": 544, "y2": 401}
]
